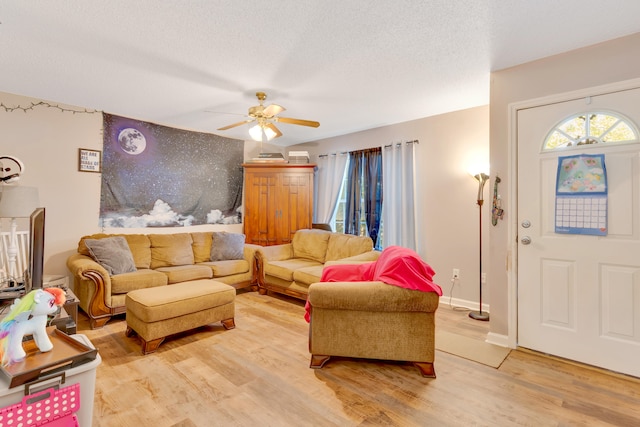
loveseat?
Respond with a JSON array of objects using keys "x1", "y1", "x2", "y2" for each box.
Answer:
[
  {"x1": 66, "y1": 232, "x2": 260, "y2": 329},
  {"x1": 255, "y1": 229, "x2": 380, "y2": 300}
]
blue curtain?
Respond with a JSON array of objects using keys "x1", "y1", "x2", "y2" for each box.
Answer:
[
  {"x1": 344, "y1": 148, "x2": 383, "y2": 247},
  {"x1": 363, "y1": 148, "x2": 382, "y2": 247},
  {"x1": 344, "y1": 152, "x2": 362, "y2": 235}
]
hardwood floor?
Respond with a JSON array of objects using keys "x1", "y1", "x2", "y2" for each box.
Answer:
[{"x1": 79, "y1": 290, "x2": 640, "y2": 427}]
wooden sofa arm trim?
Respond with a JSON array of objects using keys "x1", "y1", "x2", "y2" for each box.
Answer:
[
  {"x1": 81, "y1": 269, "x2": 113, "y2": 324},
  {"x1": 255, "y1": 251, "x2": 267, "y2": 287}
]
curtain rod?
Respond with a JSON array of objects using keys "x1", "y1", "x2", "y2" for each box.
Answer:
[
  {"x1": 383, "y1": 139, "x2": 419, "y2": 149},
  {"x1": 318, "y1": 151, "x2": 348, "y2": 158}
]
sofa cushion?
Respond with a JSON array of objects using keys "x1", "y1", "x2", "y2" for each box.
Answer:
[
  {"x1": 84, "y1": 236, "x2": 137, "y2": 276},
  {"x1": 198, "y1": 260, "x2": 250, "y2": 277},
  {"x1": 191, "y1": 232, "x2": 213, "y2": 263},
  {"x1": 265, "y1": 258, "x2": 323, "y2": 282},
  {"x1": 111, "y1": 269, "x2": 168, "y2": 294},
  {"x1": 79, "y1": 233, "x2": 151, "y2": 269},
  {"x1": 155, "y1": 265, "x2": 213, "y2": 284},
  {"x1": 149, "y1": 233, "x2": 194, "y2": 269},
  {"x1": 325, "y1": 233, "x2": 374, "y2": 262},
  {"x1": 293, "y1": 265, "x2": 324, "y2": 286},
  {"x1": 210, "y1": 232, "x2": 245, "y2": 261},
  {"x1": 292, "y1": 229, "x2": 331, "y2": 263}
]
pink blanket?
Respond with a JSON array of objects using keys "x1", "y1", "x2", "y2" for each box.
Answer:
[{"x1": 304, "y1": 246, "x2": 442, "y2": 322}]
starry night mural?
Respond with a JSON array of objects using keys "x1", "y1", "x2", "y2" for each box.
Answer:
[{"x1": 100, "y1": 113, "x2": 244, "y2": 227}]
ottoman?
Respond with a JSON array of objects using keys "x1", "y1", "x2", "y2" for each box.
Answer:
[{"x1": 125, "y1": 279, "x2": 236, "y2": 354}]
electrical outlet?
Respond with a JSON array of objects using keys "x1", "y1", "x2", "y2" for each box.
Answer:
[
  {"x1": 481, "y1": 272, "x2": 486, "y2": 283},
  {"x1": 453, "y1": 268, "x2": 460, "y2": 279}
]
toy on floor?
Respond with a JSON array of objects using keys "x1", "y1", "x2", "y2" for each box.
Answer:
[{"x1": 0, "y1": 288, "x2": 66, "y2": 366}]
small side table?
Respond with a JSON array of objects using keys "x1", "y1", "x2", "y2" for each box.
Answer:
[
  {"x1": 60, "y1": 288, "x2": 79, "y2": 334},
  {"x1": 43, "y1": 274, "x2": 69, "y2": 289},
  {"x1": 45, "y1": 280, "x2": 79, "y2": 335}
]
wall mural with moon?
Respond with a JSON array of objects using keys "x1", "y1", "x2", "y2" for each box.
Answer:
[{"x1": 100, "y1": 113, "x2": 244, "y2": 227}]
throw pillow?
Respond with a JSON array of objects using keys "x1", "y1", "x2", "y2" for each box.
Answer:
[
  {"x1": 84, "y1": 236, "x2": 137, "y2": 276},
  {"x1": 210, "y1": 232, "x2": 245, "y2": 261},
  {"x1": 292, "y1": 229, "x2": 331, "y2": 263}
]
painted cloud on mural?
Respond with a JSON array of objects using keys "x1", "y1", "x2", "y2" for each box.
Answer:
[{"x1": 100, "y1": 113, "x2": 244, "y2": 227}]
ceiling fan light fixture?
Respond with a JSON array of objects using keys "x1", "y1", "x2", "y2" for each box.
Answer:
[
  {"x1": 249, "y1": 123, "x2": 278, "y2": 141},
  {"x1": 249, "y1": 124, "x2": 263, "y2": 141},
  {"x1": 263, "y1": 126, "x2": 277, "y2": 141},
  {"x1": 218, "y1": 92, "x2": 318, "y2": 140}
]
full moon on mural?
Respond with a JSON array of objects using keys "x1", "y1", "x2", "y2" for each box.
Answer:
[{"x1": 118, "y1": 128, "x2": 147, "y2": 155}]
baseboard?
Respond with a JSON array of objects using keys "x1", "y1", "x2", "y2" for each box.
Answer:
[
  {"x1": 439, "y1": 295, "x2": 489, "y2": 313},
  {"x1": 486, "y1": 332, "x2": 510, "y2": 348}
]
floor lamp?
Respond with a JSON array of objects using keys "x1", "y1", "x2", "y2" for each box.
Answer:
[
  {"x1": 469, "y1": 172, "x2": 490, "y2": 321},
  {"x1": 0, "y1": 185, "x2": 39, "y2": 285}
]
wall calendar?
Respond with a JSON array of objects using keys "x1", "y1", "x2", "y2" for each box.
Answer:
[{"x1": 555, "y1": 154, "x2": 607, "y2": 236}]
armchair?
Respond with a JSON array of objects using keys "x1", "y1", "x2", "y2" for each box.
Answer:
[{"x1": 307, "y1": 280, "x2": 439, "y2": 377}]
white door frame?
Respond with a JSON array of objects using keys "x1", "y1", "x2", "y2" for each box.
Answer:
[{"x1": 506, "y1": 77, "x2": 640, "y2": 348}]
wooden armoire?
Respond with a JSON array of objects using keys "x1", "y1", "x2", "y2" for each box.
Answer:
[{"x1": 242, "y1": 163, "x2": 315, "y2": 246}]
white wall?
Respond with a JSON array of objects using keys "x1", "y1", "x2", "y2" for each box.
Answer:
[
  {"x1": 291, "y1": 106, "x2": 490, "y2": 305},
  {"x1": 0, "y1": 91, "x2": 265, "y2": 286}
]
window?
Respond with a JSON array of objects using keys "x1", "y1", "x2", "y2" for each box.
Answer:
[
  {"x1": 331, "y1": 161, "x2": 383, "y2": 249},
  {"x1": 331, "y1": 166, "x2": 367, "y2": 235},
  {"x1": 543, "y1": 111, "x2": 638, "y2": 151},
  {"x1": 331, "y1": 172, "x2": 347, "y2": 233}
]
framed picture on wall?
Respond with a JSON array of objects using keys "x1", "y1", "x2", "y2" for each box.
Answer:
[{"x1": 78, "y1": 148, "x2": 102, "y2": 173}]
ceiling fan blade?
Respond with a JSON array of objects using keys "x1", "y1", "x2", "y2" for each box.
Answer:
[
  {"x1": 265, "y1": 123, "x2": 283, "y2": 139},
  {"x1": 262, "y1": 104, "x2": 285, "y2": 118},
  {"x1": 276, "y1": 117, "x2": 320, "y2": 128},
  {"x1": 205, "y1": 110, "x2": 247, "y2": 116},
  {"x1": 217, "y1": 119, "x2": 253, "y2": 131}
]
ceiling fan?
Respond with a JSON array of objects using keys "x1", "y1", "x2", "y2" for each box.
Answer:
[{"x1": 217, "y1": 92, "x2": 320, "y2": 141}]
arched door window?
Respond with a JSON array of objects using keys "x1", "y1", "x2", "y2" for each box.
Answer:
[{"x1": 543, "y1": 111, "x2": 638, "y2": 151}]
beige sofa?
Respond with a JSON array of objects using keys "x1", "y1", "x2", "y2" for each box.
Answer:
[
  {"x1": 66, "y1": 232, "x2": 260, "y2": 329},
  {"x1": 255, "y1": 229, "x2": 380, "y2": 300}
]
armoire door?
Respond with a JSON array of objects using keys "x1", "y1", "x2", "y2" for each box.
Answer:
[
  {"x1": 243, "y1": 164, "x2": 315, "y2": 246},
  {"x1": 276, "y1": 170, "x2": 314, "y2": 244},
  {"x1": 243, "y1": 169, "x2": 278, "y2": 245}
]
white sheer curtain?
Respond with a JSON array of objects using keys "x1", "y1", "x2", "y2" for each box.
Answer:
[
  {"x1": 382, "y1": 140, "x2": 417, "y2": 249},
  {"x1": 314, "y1": 152, "x2": 348, "y2": 224}
]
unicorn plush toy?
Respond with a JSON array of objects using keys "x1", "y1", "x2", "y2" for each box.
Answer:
[{"x1": 0, "y1": 288, "x2": 66, "y2": 366}]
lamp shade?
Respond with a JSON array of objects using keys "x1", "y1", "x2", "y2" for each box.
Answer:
[
  {"x1": 0, "y1": 186, "x2": 40, "y2": 218},
  {"x1": 249, "y1": 124, "x2": 263, "y2": 141},
  {"x1": 249, "y1": 123, "x2": 278, "y2": 142}
]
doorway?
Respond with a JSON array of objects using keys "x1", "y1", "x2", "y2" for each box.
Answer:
[{"x1": 515, "y1": 86, "x2": 640, "y2": 377}]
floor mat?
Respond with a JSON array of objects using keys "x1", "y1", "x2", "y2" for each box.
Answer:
[{"x1": 435, "y1": 330, "x2": 511, "y2": 368}]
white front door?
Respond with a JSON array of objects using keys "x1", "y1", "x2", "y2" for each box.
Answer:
[{"x1": 517, "y1": 87, "x2": 640, "y2": 377}]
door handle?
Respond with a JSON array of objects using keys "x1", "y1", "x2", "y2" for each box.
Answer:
[{"x1": 521, "y1": 236, "x2": 532, "y2": 245}]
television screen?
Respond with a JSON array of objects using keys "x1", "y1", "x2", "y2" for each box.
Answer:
[{"x1": 27, "y1": 207, "x2": 45, "y2": 292}]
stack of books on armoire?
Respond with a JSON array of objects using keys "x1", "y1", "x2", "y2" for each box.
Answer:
[
  {"x1": 247, "y1": 153, "x2": 287, "y2": 163},
  {"x1": 288, "y1": 151, "x2": 309, "y2": 164}
]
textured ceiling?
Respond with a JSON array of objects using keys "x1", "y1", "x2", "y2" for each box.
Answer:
[{"x1": 2, "y1": 1, "x2": 640, "y2": 146}]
